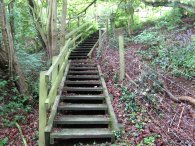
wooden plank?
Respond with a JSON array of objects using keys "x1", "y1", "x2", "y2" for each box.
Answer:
[
  {"x1": 64, "y1": 87, "x2": 103, "y2": 91},
  {"x1": 87, "y1": 39, "x2": 99, "y2": 58},
  {"x1": 68, "y1": 71, "x2": 99, "y2": 75},
  {"x1": 65, "y1": 81, "x2": 100, "y2": 85},
  {"x1": 45, "y1": 53, "x2": 70, "y2": 109},
  {"x1": 67, "y1": 75, "x2": 99, "y2": 79},
  {"x1": 69, "y1": 67, "x2": 97, "y2": 70},
  {"x1": 54, "y1": 115, "x2": 109, "y2": 125},
  {"x1": 58, "y1": 104, "x2": 107, "y2": 111},
  {"x1": 39, "y1": 71, "x2": 48, "y2": 146},
  {"x1": 119, "y1": 35, "x2": 125, "y2": 80},
  {"x1": 45, "y1": 61, "x2": 71, "y2": 138},
  {"x1": 61, "y1": 95, "x2": 105, "y2": 100},
  {"x1": 98, "y1": 65, "x2": 119, "y2": 133},
  {"x1": 50, "y1": 128, "x2": 113, "y2": 139},
  {"x1": 46, "y1": 39, "x2": 71, "y2": 79}
]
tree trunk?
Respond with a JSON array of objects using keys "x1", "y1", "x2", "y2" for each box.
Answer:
[
  {"x1": 0, "y1": 0, "x2": 28, "y2": 94},
  {"x1": 60, "y1": 0, "x2": 68, "y2": 47},
  {"x1": 27, "y1": 0, "x2": 48, "y2": 56}
]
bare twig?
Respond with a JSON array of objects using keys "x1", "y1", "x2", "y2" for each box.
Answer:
[
  {"x1": 177, "y1": 106, "x2": 185, "y2": 129},
  {"x1": 15, "y1": 122, "x2": 28, "y2": 146}
]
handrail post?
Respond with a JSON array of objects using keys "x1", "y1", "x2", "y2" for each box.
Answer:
[
  {"x1": 39, "y1": 71, "x2": 48, "y2": 146},
  {"x1": 106, "y1": 18, "x2": 109, "y2": 42},
  {"x1": 78, "y1": 16, "x2": 80, "y2": 27},
  {"x1": 99, "y1": 28, "x2": 102, "y2": 50},
  {"x1": 119, "y1": 35, "x2": 125, "y2": 80}
]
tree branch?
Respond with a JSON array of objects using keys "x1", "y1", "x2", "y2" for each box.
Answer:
[{"x1": 77, "y1": 0, "x2": 97, "y2": 16}]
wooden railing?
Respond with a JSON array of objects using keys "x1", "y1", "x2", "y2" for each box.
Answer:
[{"x1": 39, "y1": 22, "x2": 95, "y2": 146}]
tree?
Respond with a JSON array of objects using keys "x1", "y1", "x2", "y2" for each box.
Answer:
[{"x1": 0, "y1": 0, "x2": 28, "y2": 94}]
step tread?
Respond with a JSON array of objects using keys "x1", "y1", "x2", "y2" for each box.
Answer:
[
  {"x1": 54, "y1": 115, "x2": 109, "y2": 124},
  {"x1": 67, "y1": 75, "x2": 99, "y2": 79},
  {"x1": 65, "y1": 87, "x2": 103, "y2": 91},
  {"x1": 50, "y1": 128, "x2": 113, "y2": 139},
  {"x1": 69, "y1": 67, "x2": 97, "y2": 69},
  {"x1": 58, "y1": 104, "x2": 108, "y2": 110},
  {"x1": 65, "y1": 81, "x2": 101, "y2": 84},
  {"x1": 61, "y1": 95, "x2": 105, "y2": 100},
  {"x1": 68, "y1": 71, "x2": 99, "y2": 74},
  {"x1": 62, "y1": 95, "x2": 105, "y2": 98}
]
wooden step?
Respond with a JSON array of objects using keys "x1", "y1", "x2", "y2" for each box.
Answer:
[
  {"x1": 69, "y1": 56, "x2": 88, "y2": 60},
  {"x1": 70, "y1": 64, "x2": 97, "y2": 67},
  {"x1": 64, "y1": 87, "x2": 103, "y2": 92},
  {"x1": 68, "y1": 71, "x2": 98, "y2": 75},
  {"x1": 67, "y1": 75, "x2": 99, "y2": 80},
  {"x1": 58, "y1": 104, "x2": 107, "y2": 111},
  {"x1": 65, "y1": 81, "x2": 101, "y2": 85},
  {"x1": 61, "y1": 95, "x2": 105, "y2": 100},
  {"x1": 70, "y1": 52, "x2": 88, "y2": 56},
  {"x1": 50, "y1": 128, "x2": 113, "y2": 144},
  {"x1": 54, "y1": 115, "x2": 109, "y2": 125},
  {"x1": 72, "y1": 50, "x2": 89, "y2": 53},
  {"x1": 69, "y1": 67, "x2": 97, "y2": 71}
]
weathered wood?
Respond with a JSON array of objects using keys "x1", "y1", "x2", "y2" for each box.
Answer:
[
  {"x1": 87, "y1": 39, "x2": 99, "y2": 58},
  {"x1": 54, "y1": 115, "x2": 109, "y2": 125},
  {"x1": 119, "y1": 35, "x2": 125, "y2": 81},
  {"x1": 64, "y1": 87, "x2": 103, "y2": 92},
  {"x1": 50, "y1": 128, "x2": 113, "y2": 140},
  {"x1": 61, "y1": 95, "x2": 105, "y2": 100},
  {"x1": 58, "y1": 104, "x2": 108, "y2": 111},
  {"x1": 98, "y1": 29, "x2": 102, "y2": 51},
  {"x1": 98, "y1": 65, "x2": 119, "y2": 133},
  {"x1": 45, "y1": 61, "x2": 70, "y2": 143},
  {"x1": 65, "y1": 80, "x2": 100, "y2": 85},
  {"x1": 39, "y1": 71, "x2": 48, "y2": 146},
  {"x1": 67, "y1": 75, "x2": 99, "y2": 79},
  {"x1": 46, "y1": 38, "x2": 71, "y2": 79},
  {"x1": 45, "y1": 53, "x2": 70, "y2": 109}
]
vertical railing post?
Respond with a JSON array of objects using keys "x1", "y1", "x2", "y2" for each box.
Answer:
[
  {"x1": 119, "y1": 35, "x2": 125, "y2": 80},
  {"x1": 39, "y1": 71, "x2": 48, "y2": 146},
  {"x1": 51, "y1": 56, "x2": 58, "y2": 106},
  {"x1": 78, "y1": 16, "x2": 80, "y2": 27},
  {"x1": 106, "y1": 18, "x2": 109, "y2": 42},
  {"x1": 99, "y1": 28, "x2": 102, "y2": 51}
]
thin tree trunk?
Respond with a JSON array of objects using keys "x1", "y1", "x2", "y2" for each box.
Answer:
[
  {"x1": 0, "y1": 0, "x2": 28, "y2": 94},
  {"x1": 60, "y1": 0, "x2": 67, "y2": 46}
]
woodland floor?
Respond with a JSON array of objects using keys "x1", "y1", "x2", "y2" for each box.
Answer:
[{"x1": 1, "y1": 21, "x2": 195, "y2": 145}]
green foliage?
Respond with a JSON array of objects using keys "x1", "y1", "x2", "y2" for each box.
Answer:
[
  {"x1": 132, "y1": 29, "x2": 159, "y2": 45},
  {"x1": 0, "y1": 78, "x2": 32, "y2": 127},
  {"x1": 17, "y1": 50, "x2": 46, "y2": 97},
  {"x1": 0, "y1": 137, "x2": 8, "y2": 146},
  {"x1": 137, "y1": 134, "x2": 160, "y2": 146},
  {"x1": 121, "y1": 87, "x2": 139, "y2": 112},
  {"x1": 155, "y1": 8, "x2": 183, "y2": 30}
]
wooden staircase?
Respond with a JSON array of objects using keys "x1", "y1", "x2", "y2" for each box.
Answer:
[{"x1": 49, "y1": 32, "x2": 118, "y2": 145}]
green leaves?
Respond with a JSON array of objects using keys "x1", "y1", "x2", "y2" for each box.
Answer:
[{"x1": 0, "y1": 137, "x2": 8, "y2": 146}]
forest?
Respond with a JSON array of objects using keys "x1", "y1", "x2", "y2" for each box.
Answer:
[{"x1": 0, "y1": 0, "x2": 195, "y2": 145}]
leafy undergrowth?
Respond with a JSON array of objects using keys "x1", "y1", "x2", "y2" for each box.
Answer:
[
  {"x1": 96, "y1": 18, "x2": 195, "y2": 145},
  {"x1": 0, "y1": 77, "x2": 38, "y2": 146}
]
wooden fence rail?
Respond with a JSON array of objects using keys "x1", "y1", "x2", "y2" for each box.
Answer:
[{"x1": 39, "y1": 22, "x2": 95, "y2": 146}]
